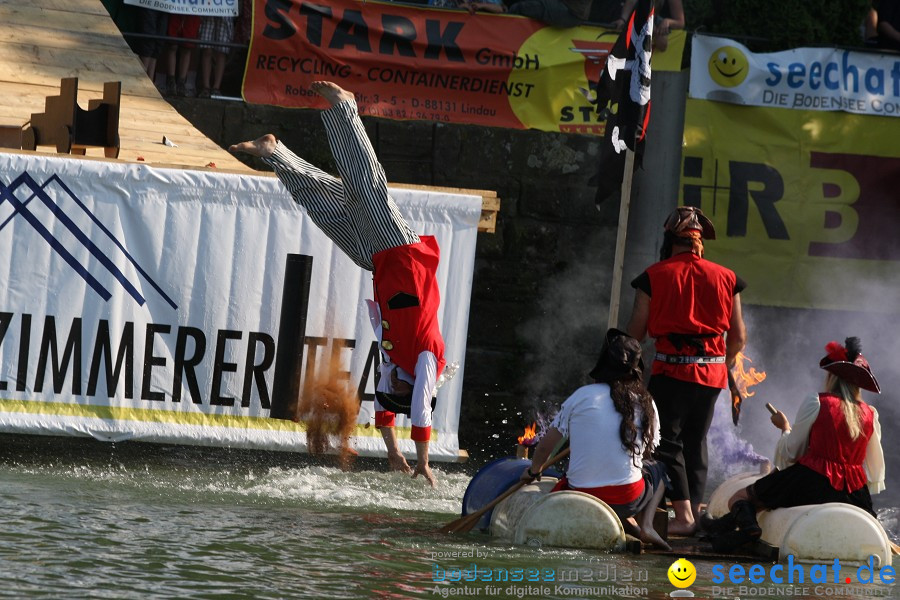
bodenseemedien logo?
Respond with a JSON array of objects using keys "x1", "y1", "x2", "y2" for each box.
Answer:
[
  {"x1": 708, "y1": 46, "x2": 749, "y2": 87},
  {"x1": 668, "y1": 558, "x2": 696, "y2": 597}
]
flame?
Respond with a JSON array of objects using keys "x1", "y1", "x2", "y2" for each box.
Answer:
[
  {"x1": 732, "y1": 352, "x2": 767, "y2": 397},
  {"x1": 518, "y1": 422, "x2": 537, "y2": 446}
]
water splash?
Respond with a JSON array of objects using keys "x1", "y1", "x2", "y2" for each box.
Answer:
[{"x1": 531, "y1": 406, "x2": 560, "y2": 444}]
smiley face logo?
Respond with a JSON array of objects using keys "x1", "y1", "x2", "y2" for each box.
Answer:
[
  {"x1": 668, "y1": 558, "x2": 696, "y2": 588},
  {"x1": 708, "y1": 46, "x2": 749, "y2": 87}
]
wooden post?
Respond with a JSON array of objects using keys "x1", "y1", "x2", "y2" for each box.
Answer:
[{"x1": 607, "y1": 148, "x2": 636, "y2": 331}]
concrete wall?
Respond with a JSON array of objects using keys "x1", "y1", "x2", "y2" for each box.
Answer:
[{"x1": 170, "y1": 70, "x2": 689, "y2": 466}]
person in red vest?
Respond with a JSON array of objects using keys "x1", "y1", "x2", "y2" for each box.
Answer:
[
  {"x1": 626, "y1": 206, "x2": 747, "y2": 535},
  {"x1": 230, "y1": 81, "x2": 445, "y2": 487},
  {"x1": 701, "y1": 337, "x2": 884, "y2": 551}
]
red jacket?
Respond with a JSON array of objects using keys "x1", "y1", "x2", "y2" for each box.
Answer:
[
  {"x1": 371, "y1": 236, "x2": 446, "y2": 378},
  {"x1": 645, "y1": 252, "x2": 736, "y2": 389},
  {"x1": 798, "y1": 393, "x2": 874, "y2": 492}
]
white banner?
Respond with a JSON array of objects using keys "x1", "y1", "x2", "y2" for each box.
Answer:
[
  {"x1": 690, "y1": 34, "x2": 900, "y2": 118},
  {"x1": 124, "y1": 0, "x2": 239, "y2": 17},
  {"x1": 0, "y1": 153, "x2": 481, "y2": 461}
]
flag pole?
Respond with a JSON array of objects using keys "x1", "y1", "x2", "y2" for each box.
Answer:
[{"x1": 607, "y1": 147, "x2": 636, "y2": 330}]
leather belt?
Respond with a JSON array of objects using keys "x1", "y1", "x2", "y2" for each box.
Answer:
[{"x1": 654, "y1": 352, "x2": 726, "y2": 365}]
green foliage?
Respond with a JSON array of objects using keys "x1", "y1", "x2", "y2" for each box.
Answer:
[{"x1": 683, "y1": 0, "x2": 871, "y2": 51}]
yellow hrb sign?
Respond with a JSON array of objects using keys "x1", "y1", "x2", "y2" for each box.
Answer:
[{"x1": 681, "y1": 99, "x2": 900, "y2": 312}]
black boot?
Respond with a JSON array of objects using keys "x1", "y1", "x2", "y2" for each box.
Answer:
[
  {"x1": 733, "y1": 500, "x2": 762, "y2": 538},
  {"x1": 709, "y1": 501, "x2": 761, "y2": 553},
  {"x1": 699, "y1": 511, "x2": 736, "y2": 534}
]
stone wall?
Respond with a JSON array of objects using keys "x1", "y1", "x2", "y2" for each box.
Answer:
[{"x1": 170, "y1": 71, "x2": 687, "y2": 467}]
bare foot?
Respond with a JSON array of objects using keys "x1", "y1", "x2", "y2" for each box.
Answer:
[
  {"x1": 622, "y1": 517, "x2": 641, "y2": 538},
  {"x1": 667, "y1": 519, "x2": 697, "y2": 537},
  {"x1": 228, "y1": 134, "x2": 277, "y2": 158},
  {"x1": 311, "y1": 81, "x2": 355, "y2": 107},
  {"x1": 640, "y1": 527, "x2": 672, "y2": 551},
  {"x1": 388, "y1": 452, "x2": 412, "y2": 474},
  {"x1": 412, "y1": 462, "x2": 436, "y2": 488}
]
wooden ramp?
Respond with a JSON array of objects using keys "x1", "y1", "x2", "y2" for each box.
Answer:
[
  {"x1": 0, "y1": 0, "x2": 252, "y2": 171},
  {"x1": 0, "y1": 0, "x2": 500, "y2": 229}
]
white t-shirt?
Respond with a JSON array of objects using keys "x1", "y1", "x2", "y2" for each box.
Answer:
[{"x1": 551, "y1": 383, "x2": 660, "y2": 489}]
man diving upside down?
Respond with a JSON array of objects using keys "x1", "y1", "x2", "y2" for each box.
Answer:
[{"x1": 230, "y1": 81, "x2": 446, "y2": 487}]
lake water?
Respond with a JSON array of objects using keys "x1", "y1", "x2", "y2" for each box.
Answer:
[{"x1": 0, "y1": 435, "x2": 895, "y2": 600}]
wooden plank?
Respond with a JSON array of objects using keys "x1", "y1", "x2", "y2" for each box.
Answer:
[
  {"x1": 0, "y1": 0, "x2": 244, "y2": 172},
  {"x1": 0, "y1": 42, "x2": 146, "y2": 69},
  {"x1": 2, "y1": 22, "x2": 141, "y2": 52},
  {"x1": 19, "y1": 146, "x2": 252, "y2": 172},
  {"x1": 0, "y1": 146, "x2": 254, "y2": 173},
  {"x1": 390, "y1": 183, "x2": 499, "y2": 233},
  {"x1": 109, "y1": 141, "x2": 241, "y2": 161},
  {"x1": 643, "y1": 538, "x2": 779, "y2": 562},
  {"x1": 0, "y1": 0, "x2": 504, "y2": 217},
  {"x1": 0, "y1": 91, "x2": 211, "y2": 122},
  {"x1": 1, "y1": 104, "x2": 219, "y2": 145},
  {"x1": 0, "y1": 5, "x2": 124, "y2": 37},
  {"x1": 0, "y1": 76, "x2": 159, "y2": 102},
  {"x1": 0, "y1": 106, "x2": 216, "y2": 137},
  {"x1": 0, "y1": 0, "x2": 110, "y2": 16},
  {"x1": 391, "y1": 182, "x2": 498, "y2": 198},
  {"x1": 0, "y1": 63, "x2": 154, "y2": 95}
]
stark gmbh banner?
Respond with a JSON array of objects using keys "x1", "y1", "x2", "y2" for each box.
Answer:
[{"x1": 242, "y1": 0, "x2": 685, "y2": 134}]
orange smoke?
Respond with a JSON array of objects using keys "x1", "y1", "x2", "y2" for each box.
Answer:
[
  {"x1": 518, "y1": 422, "x2": 537, "y2": 446},
  {"x1": 733, "y1": 352, "x2": 767, "y2": 397},
  {"x1": 298, "y1": 360, "x2": 360, "y2": 469}
]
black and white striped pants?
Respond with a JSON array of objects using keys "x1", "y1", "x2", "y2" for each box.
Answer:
[{"x1": 263, "y1": 99, "x2": 420, "y2": 271}]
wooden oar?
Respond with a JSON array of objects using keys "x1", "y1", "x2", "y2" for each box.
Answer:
[{"x1": 439, "y1": 448, "x2": 571, "y2": 534}]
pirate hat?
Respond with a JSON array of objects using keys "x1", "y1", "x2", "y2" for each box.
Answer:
[
  {"x1": 663, "y1": 206, "x2": 716, "y2": 240},
  {"x1": 819, "y1": 337, "x2": 881, "y2": 393},
  {"x1": 589, "y1": 328, "x2": 644, "y2": 383}
]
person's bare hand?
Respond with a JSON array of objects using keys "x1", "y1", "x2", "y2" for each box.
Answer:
[
  {"x1": 771, "y1": 410, "x2": 791, "y2": 432},
  {"x1": 655, "y1": 18, "x2": 670, "y2": 35},
  {"x1": 388, "y1": 452, "x2": 412, "y2": 474},
  {"x1": 413, "y1": 462, "x2": 436, "y2": 487},
  {"x1": 519, "y1": 465, "x2": 540, "y2": 483}
]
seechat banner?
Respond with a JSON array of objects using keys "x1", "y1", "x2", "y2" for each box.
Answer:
[
  {"x1": 0, "y1": 152, "x2": 481, "y2": 460},
  {"x1": 242, "y1": 0, "x2": 685, "y2": 134},
  {"x1": 691, "y1": 34, "x2": 900, "y2": 118},
  {"x1": 124, "y1": 0, "x2": 240, "y2": 17},
  {"x1": 681, "y1": 99, "x2": 900, "y2": 311}
]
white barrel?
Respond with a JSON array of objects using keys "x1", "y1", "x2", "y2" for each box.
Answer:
[
  {"x1": 489, "y1": 478, "x2": 558, "y2": 540},
  {"x1": 706, "y1": 472, "x2": 891, "y2": 566},
  {"x1": 706, "y1": 471, "x2": 764, "y2": 517},
  {"x1": 512, "y1": 490, "x2": 626, "y2": 551},
  {"x1": 758, "y1": 503, "x2": 892, "y2": 567}
]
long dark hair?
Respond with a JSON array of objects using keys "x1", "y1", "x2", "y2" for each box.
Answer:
[{"x1": 609, "y1": 377, "x2": 656, "y2": 467}]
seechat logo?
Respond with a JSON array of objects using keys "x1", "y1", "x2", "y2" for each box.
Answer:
[
  {"x1": 708, "y1": 45, "x2": 750, "y2": 87},
  {"x1": 0, "y1": 171, "x2": 177, "y2": 310}
]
